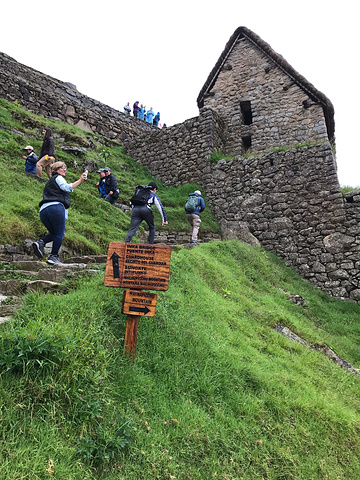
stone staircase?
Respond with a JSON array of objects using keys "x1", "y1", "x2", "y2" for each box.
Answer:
[
  {"x1": 0, "y1": 250, "x2": 107, "y2": 324},
  {"x1": 0, "y1": 232, "x2": 219, "y2": 324}
]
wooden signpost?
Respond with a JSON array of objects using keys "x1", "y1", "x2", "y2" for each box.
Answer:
[{"x1": 104, "y1": 242, "x2": 171, "y2": 361}]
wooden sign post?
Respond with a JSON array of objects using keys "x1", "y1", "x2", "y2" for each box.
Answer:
[{"x1": 104, "y1": 242, "x2": 171, "y2": 362}]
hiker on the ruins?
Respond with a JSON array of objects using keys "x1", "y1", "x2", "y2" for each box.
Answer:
[
  {"x1": 154, "y1": 112, "x2": 160, "y2": 127},
  {"x1": 138, "y1": 104, "x2": 146, "y2": 120},
  {"x1": 124, "y1": 102, "x2": 131, "y2": 115},
  {"x1": 185, "y1": 190, "x2": 205, "y2": 244},
  {"x1": 96, "y1": 168, "x2": 106, "y2": 198},
  {"x1": 22, "y1": 145, "x2": 39, "y2": 174},
  {"x1": 32, "y1": 162, "x2": 87, "y2": 265},
  {"x1": 133, "y1": 101, "x2": 139, "y2": 118},
  {"x1": 125, "y1": 181, "x2": 168, "y2": 244},
  {"x1": 36, "y1": 127, "x2": 55, "y2": 179},
  {"x1": 146, "y1": 107, "x2": 155, "y2": 124},
  {"x1": 103, "y1": 167, "x2": 119, "y2": 204}
]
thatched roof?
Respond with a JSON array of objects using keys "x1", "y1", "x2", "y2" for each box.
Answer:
[{"x1": 197, "y1": 27, "x2": 335, "y2": 144}]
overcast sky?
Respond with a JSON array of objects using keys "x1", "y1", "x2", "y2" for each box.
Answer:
[{"x1": 2, "y1": 0, "x2": 358, "y2": 186}]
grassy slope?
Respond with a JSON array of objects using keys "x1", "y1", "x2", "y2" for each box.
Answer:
[
  {"x1": 0, "y1": 99, "x2": 220, "y2": 252},
  {"x1": 0, "y1": 241, "x2": 359, "y2": 479},
  {"x1": 0, "y1": 100, "x2": 359, "y2": 479}
]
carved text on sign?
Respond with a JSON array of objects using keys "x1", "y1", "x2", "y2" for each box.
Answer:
[{"x1": 104, "y1": 242, "x2": 171, "y2": 291}]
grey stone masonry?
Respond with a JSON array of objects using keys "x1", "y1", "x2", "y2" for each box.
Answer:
[{"x1": 0, "y1": 52, "x2": 155, "y2": 142}]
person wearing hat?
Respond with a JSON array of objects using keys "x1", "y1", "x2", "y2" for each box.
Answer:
[
  {"x1": 22, "y1": 145, "x2": 39, "y2": 174},
  {"x1": 185, "y1": 190, "x2": 205, "y2": 244},
  {"x1": 103, "y1": 167, "x2": 119, "y2": 204},
  {"x1": 96, "y1": 168, "x2": 106, "y2": 198},
  {"x1": 125, "y1": 181, "x2": 168, "y2": 244}
]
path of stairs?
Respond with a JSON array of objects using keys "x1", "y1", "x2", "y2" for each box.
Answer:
[
  {"x1": 0, "y1": 253, "x2": 108, "y2": 324},
  {"x1": 0, "y1": 238, "x2": 203, "y2": 325}
]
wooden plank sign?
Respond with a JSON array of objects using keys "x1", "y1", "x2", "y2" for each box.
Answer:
[
  {"x1": 104, "y1": 242, "x2": 171, "y2": 291},
  {"x1": 122, "y1": 290, "x2": 157, "y2": 317}
]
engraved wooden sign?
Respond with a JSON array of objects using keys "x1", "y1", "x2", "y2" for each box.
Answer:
[
  {"x1": 104, "y1": 242, "x2": 171, "y2": 291},
  {"x1": 122, "y1": 290, "x2": 157, "y2": 317}
]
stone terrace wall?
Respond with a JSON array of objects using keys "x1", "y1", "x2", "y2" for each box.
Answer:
[
  {"x1": 0, "y1": 52, "x2": 155, "y2": 141},
  {"x1": 127, "y1": 132, "x2": 360, "y2": 302},
  {"x1": 204, "y1": 144, "x2": 360, "y2": 301},
  {"x1": 125, "y1": 108, "x2": 225, "y2": 187}
]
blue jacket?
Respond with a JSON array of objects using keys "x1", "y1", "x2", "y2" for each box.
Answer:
[
  {"x1": 188, "y1": 192, "x2": 205, "y2": 216},
  {"x1": 25, "y1": 151, "x2": 39, "y2": 173}
]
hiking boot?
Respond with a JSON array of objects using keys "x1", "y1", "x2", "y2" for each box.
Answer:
[
  {"x1": 47, "y1": 254, "x2": 62, "y2": 265},
  {"x1": 32, "y1": 240, "x2": 45, "y2": 259}
]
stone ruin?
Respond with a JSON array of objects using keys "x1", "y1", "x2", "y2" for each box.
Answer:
[{"x1": 0, "y1": 26, "x2": 359, "y2": 304}]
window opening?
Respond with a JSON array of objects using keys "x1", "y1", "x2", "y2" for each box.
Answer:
[
  {"x1": 240, "y1": 101, "x2": 253, "y2": 125},
  {"x1": 242, "y1": 136, "x2": 252, "y2": 152}
]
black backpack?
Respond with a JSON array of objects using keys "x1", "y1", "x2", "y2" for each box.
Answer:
[{"x1": 130, "y1": 185, "x2": 152, "y2": 206}]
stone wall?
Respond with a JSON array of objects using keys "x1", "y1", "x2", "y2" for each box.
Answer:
[
  {"x1": 125, "y1": 108, "x2": 225, "y2": 187},
  {"x1": 0, "y1": 52, "x2": 155, "y2": 142},
  {"x1": 126, "y1": 132, "x2": 360, "y2": 302}
]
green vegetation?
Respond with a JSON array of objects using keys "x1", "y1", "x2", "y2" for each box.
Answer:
[
  {"x1": 0, "y1": 99, "x2": 360, "y2": 479},
  {"x1": 341, "y1": 186, "x2": 360, "y2": 194},
  {"x1": 0, "y1": 98, "x2": 220, "y2": 253},
  {"x1": 0, "y1": 241, "x2": 359, "y2": 479},
  {"x1": 210, "y1": 150, "x2": 235, "y2": 163}
]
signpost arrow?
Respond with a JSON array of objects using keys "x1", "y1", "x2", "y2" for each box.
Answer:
[
  {"x1": 129, "y1": 305, "x2": 151, "y2": 315},
  {"x1": 111, "y1": 251, "x2": 120, "y2": 278}
]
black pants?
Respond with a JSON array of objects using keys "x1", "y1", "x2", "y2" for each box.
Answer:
[{"x1": 125, "y1": 205, "x2": 155, "y2": 243}]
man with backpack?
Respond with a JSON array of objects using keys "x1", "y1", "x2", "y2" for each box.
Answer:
[
  {"x1": 185, "y1": 190, "x2": 205, "y2": 244},
  {"x1": 125, "y1": 181, "x2": 168, "y2": 244}
]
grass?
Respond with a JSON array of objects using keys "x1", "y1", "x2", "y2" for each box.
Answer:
[
  {"x1": 0, "y1": 98, "x2": 220, "y2": 252},
  {"x1": 0, "y1": 241, "x2": 359, "y2": 479},
  {"x1": 0, "y1": 98, "x2": 360, "y2": 479}
]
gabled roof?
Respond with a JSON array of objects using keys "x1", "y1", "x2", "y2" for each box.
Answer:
[{"x1": 197, "y1": 27, "x2": 335, "y2": 144}]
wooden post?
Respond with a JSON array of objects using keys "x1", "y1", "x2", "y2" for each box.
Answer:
[{"x1": 124, "y1": 314, "x2": 139, "y2": 363}]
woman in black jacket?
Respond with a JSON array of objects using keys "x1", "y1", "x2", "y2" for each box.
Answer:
[
  {"x1": 36, "y1": 127, "x2": 55, "y2": 179},
  {"x1": 32, "y1": 161, "x2": 86, "y2": 264}
]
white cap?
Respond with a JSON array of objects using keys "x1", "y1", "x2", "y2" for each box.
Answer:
[
  {"x1": 24, "y1": 145, "x2": 33, "y2": 150},
  {"x1": 194, "y1": 190, "x2": 201, "y2": 196}
]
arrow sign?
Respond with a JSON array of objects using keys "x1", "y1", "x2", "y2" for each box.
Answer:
[
  {"x1": 111, "y1": 251, "x2": 120, "y2": 278},
  {"x1": 129, "y1": 305, "x2": 150, "y2": 315},
  {"x1": 122, "y1": 290, "x2": 157, "y2": 317}
]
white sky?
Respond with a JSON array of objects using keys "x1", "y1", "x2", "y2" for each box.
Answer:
[{"x1": 1, "y1": 0, "x2": 358, "y2": 186}]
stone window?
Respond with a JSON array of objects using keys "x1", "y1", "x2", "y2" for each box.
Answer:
[{"x1": 240, "y1": 101, "x2": 253, "y2": 125}]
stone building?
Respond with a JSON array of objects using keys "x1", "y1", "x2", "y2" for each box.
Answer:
[
  {"x1": 197, "y1": 26, "x2": 335, "y2": 156},
  {"x1": 0, "y1": 27, "x2": 360, "y2": 303}
]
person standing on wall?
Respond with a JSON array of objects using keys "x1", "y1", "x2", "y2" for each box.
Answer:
[
  {"x1": 32, "y1": 161, "x2": 87, "y2": 265},
  {"x1": 146, "y1": 107, "x2": 155, "y2": 124},
  {"x1": 36, "y1": 127, "x2": 55, "y2": 179},
  {"x1": 124, "y1": 102, "x2": 131, "y2": 114},
  {"x1": 125, "y1": 181, "x2": 168, "y2": 244},
  {"x1": 103, "y1": 167, "x2": 119, "y2": 204},
  {"x1": 133, "y1": 101, "x2": 139, "y2": 118},
  {"x1": 138, "y1": 104, "x2": 146, "y2": 120},
  {"x1": 185, "y1": 190, "x2": 205, "y2": 244}
]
